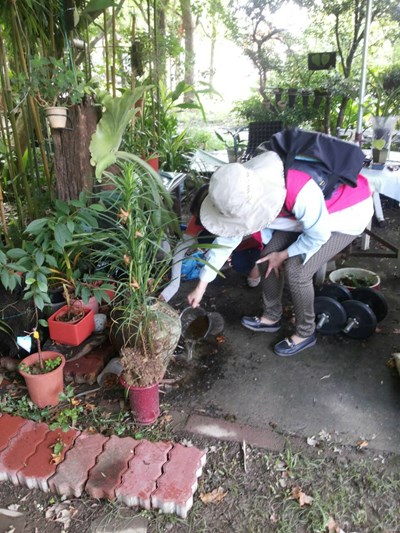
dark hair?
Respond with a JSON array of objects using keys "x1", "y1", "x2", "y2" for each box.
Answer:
[{"x1": 190, "y1": 184, "x2": 209, "y2": 217}]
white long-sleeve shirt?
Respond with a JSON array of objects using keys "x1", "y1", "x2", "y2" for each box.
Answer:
[{"x1": 199, "y1": 179, "x2": 373, "y2": 283}]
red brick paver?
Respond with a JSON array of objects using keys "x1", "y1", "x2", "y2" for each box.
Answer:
[
  {"x1": 0, "y1": 414, "x2": 28, "y2": 452},
  {"x1": 0, "y1": 414, "x2": 206, "y2": 518},
  {"x1": 151, "y1": 443, "x2": 207, "y2": 518},
  {"x1": 0, "y1": 420, "x2": 48, "y2": 485},
  {"x1": 116, "y1": 439, "x2": 173, "y2": 509},
  {"x1": 85, "y1": 435, "x2": 138, "y2": 500},
  {"x1": 17, "y1": 427, "x2": 80, "y2": 492},
  {"x1": 48, "y1": 431, "x2": 109, "y2": 497}
]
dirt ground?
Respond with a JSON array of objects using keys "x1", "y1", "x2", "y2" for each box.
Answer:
[{"x1": 0, "y1": 198, "x2": 400, "y2": 532}]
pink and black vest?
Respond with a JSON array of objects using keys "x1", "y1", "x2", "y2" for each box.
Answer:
[{"x1": 282, "y1": 169, "x2": 371, "y2": 216}]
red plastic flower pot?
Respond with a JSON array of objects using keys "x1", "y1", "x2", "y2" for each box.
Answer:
[
  {"x1": 18, "y1": 351, "x2": 65, "y2": 408},
  {"x1": 120, "y1": 377, "x2": 160, "y2": 425},
  {"x1": 48, "y1": 305, "x2": 95, "y2": 346}
]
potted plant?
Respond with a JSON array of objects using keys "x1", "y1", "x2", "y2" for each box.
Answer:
[
  {"x1": 371, "y1": 116, "x2": 398, "y2": 168},
  {"x1": 26, "y1": 55, "x2": 90, "y2": 128},
  {"x1": 2, "y1": 193, "x2": 110, "y2": 302},
  {"x1": 18, "y1": 309, "x2": 65, "y2": 408},
  {"x1": 215, "y1": 127, "x2": 247, "y2": 162},
  {"x1": 89, "y1": 89, "x2": 182, "y2": 424}
]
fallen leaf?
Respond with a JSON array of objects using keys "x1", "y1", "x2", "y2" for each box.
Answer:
[
  {"x1": 307, "y1": 436, "x2": 319, "y2": 447},
  {"x1": 45, "y1": 501, "x2": 77, "y2": 529},
  {"x1": 70, "y1": 398, "x2": 80, "y2": 407},
  {"x1": 326, "y1": 515, "x2": 345, "y2": 532},
  {"x1": 291, "y1": 485, "x2": 313, "y2": 506},
  {"x1": 50, "y1": 453, "x2": 63, "y2": 465},
  {"x1": 356, "y1": 439, "x2": 368, "y2": 448},
  {"x1": 199, "y1": 486, "x2": 228, "y2": 504}
]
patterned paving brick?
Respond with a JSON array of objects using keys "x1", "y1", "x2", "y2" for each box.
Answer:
[
  {"x1": 85, "y1": 435, "x2": 138, "y2": 500},
  {"x1": 0, "y1": 420, "x2": 48, "y2": 485},
  {"x1": 0, "y1": 414, "x2": 207, "y2": 519},
  {"x1": 48, "y1": 431, "x2": 109, "y2": 497},
  {"x1": 17, "y1": 427, "x2": 80, "y2": 492},
  {"x1": 116, "y1": 439, "x2": 172, "y2": 509},
  {"x1": 0, "y1": 414, "x2": 28, "y2": 452},
  {"x1": 151, "y1": 443, "x2": 207, "y2": 519}
]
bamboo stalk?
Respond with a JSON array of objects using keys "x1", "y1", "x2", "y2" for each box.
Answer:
[
  {"x1": 0, "y1": 183, "x2": 10, "y2": 245},
  {"x1": 104, "y1": 10, "x2": 110, "y2": 91},
  {"x1": 10, "y1": 3, "x2": 53, "y2": 199},
  {"x1": 111, "y1": 4, "x2": 116, "y2": 97}
]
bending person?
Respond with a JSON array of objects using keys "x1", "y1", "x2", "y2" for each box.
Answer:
[
  {"x1": 160, "y1": 184, "x2": 263, "y2": 302},
  {"x1": 187, "y1": 151, "x2": 373, "y2": 357}
]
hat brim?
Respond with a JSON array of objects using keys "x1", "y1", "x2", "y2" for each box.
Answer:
[{"x1": 200, "y1": 153, "x2": 286, "y2": 238}]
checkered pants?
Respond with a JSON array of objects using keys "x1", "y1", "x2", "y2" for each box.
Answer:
[{"x1": 258, "y1": 231, "x2": 355, "y2": 338}]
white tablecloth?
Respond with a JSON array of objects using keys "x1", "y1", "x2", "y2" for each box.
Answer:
[{"x1": 362, "y1": 166, "x2": 400, "y2": 202}]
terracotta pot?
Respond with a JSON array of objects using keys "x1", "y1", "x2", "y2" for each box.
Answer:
[
  {"x1": 146, "y1": 156, "x2": 159, "y2": 172},
  {"x1": 45, "y1": 107, "x2": 68, "y2": 129},
  {"x1": 48, "y1": 305, "x2": 95, "y2": 346},
  {"x1": 19, "y1": 351, "x2": 65, "y2": 408},
  {"x1": 120, "y1": 377, "x2": 160, "y2": 425}
]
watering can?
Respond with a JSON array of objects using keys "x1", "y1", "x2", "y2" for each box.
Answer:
[{"x1": 180, "y1": 307, "x2": 224, "y2": 342}]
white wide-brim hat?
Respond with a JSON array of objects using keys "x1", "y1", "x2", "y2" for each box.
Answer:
[{"x1": 200, "y1": 151, "x2": 286, "y2": 238}]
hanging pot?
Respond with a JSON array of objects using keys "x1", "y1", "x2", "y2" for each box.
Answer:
[
  {"x1": 120, "y1": 376, "x2": 160, "y2": 425},
  {"x1": 45, "y1": 107, "x2": 68, "y2": 129},
  {"x1": 19, "y1": 351, "x2": 65, "y2": 408},
  {"x1": 287, "y1": 88, "x2": 298, "y2": 108}
]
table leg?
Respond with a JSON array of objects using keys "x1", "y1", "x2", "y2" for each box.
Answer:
[
  {"x1": 361, "y1": 219, "x2": 371, "y2": 250},
  {"x1": 373, "y1": 192, "x2": 385, "y2": 223}
]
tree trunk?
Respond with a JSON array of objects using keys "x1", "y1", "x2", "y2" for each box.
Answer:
[
  {"x1": 52, "y1": 101, "x2": 99, "y2": 201},
  {"x1": 180, "y1": 0, "x2": 195, "y2": 101}
]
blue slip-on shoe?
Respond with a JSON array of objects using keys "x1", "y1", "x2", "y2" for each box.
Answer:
[
  {"x1": 241, "y1": 316, "x2": 281, "y2": 333},
  {"x1": 274, "y1": 333, "x2": 317, "y2": 357}
]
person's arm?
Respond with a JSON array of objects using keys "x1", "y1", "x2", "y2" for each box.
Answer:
[
  {"x1": 257, "y1": 180, "x2": 331, "y2": 277},
  {"x1": 159, "y1": 233, "x2": 197, "y2": 302},
  {"x1": 287, "y1": 179, "x2": 331, "y2": 261},
  {"x1": 187, "y1": 235, "x2": 241, "y2": 307}
]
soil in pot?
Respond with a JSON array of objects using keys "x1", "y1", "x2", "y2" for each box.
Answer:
[
  {"x1": 55, "y1": 306, "x2": 86, "y2": 323},
  {"x1": 120, "y1": 345, "x2": 165, "y2": 388}
]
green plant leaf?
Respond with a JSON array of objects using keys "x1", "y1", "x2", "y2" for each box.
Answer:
[
  {"x1": 25, "y1": 218, "x2": 48, "y2": 234},
  {"x1": 7, "y1": 248, "x2": 27, "y2": 259},
  {"x1": 372, "y1": 139, "x2": 386, "y2": 150},
  {"x1": 89, "y1": 88, "x2": 146, "y2": 180},
  {"x1": 54, "y1": 223, "x2": 72, "y2": 248},
  {"x1": 83, "y1": 0, "x2": 114, "y2": 13}
]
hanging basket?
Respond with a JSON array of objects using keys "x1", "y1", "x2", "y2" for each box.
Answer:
[{"x1": 45, "y1": 107, "x2": 68, "y2": 129}]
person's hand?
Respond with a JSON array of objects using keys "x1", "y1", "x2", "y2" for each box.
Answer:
[
  {"x1": 187, "y1": 280, "x2": 208, "y2": 307},
  {"x1": 257, "y1": 250, "x2": 288, "y2": 278}
]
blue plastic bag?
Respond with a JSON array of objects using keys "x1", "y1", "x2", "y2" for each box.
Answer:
[{"x1": 181, "y1": 251, "x2": 206, "y2": 281}]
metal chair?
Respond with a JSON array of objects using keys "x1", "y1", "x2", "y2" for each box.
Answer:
[{"x1": 241, "y1": 121, "x2": 283, "y2": 161}]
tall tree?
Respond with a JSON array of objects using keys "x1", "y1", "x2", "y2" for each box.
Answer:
[
  {"x1": 300, "y1": 0, "x2": 400, "y2": 129},
  {"x1": 225, "y1": 0, "x2": 289, "y2": 104}
]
